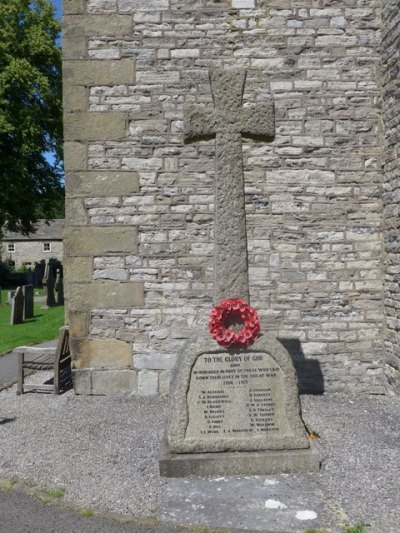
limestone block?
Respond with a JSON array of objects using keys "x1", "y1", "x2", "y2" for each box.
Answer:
[
  {"x1": 62, "y1": 37, "x2": 86, "y2": 60},
  {"x1": 63, "y1": 85, "x2": 87, "y2": 112},
  {"x1": 134, "y1": 353, "x2": 177, "y2": 370},
  {"x1": 64, "y1": 112, "x2": 127, "y2": 141},
  {"x1": 91, "y1": 369, "x2": 137, "y2": 395},
  {"x1": 68, "y1": 281, "x2": 144, "y2": 310},
  {"x1": 137, "y1": 370, "x2": 158, "y2": 396},
  {"x1": 64, "y1": 59, "x2": 135, "y2": 85},
  {"x1": 64, "y1": 256, "x2": 93, "y2": 283},
  {"x1": 69, "y1": 311, "x2": 91, "y2": 338},
  {"x1": 72, "y1": 369, "x2": 92, "y2": 395},
  {"x1": 63, "y1": 0, "x2": 86, "y2": 15},
  {"x1": 63, "y1": 15, "x2": 132, "y2": 37},
  {"x1": 74, "y1": 337, "x2": 132, "y2": 368},
  {"x1": 65, "y1": 197, "x2": 88, "y2": 224},
  {"x1": 159, "y1": 370, "x2": 172, "y2": 396},
  {"x1": 118, "y1": 0, "x2": 168, "y2": 11},
  {"x1": 67, "y1": 171, "x2": 139, "y2": 196},
  {"x1": 64, "y1": 226, "x2": 138, "y2": 255},
  {"x1": 232, "y1": 0, "x2": 255, "y2": 7},
  {"x1": 64, "y1": 142, "x2": 87, "y2": 171}
]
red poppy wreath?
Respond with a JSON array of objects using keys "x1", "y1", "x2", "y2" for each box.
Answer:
[{"x1": 208, "y1": 298, "x2": 260, "y2": 348}]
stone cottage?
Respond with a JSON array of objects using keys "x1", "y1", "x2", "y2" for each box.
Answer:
[
  {"x1": 63, "y1": 0, "x2": 400, "y2": 396},
  {"x1": 2, "y1": 219, "x2": 64, "y2": 268}
]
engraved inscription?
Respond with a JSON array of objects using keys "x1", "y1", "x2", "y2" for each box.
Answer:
[{"x1": 185, "y1": 352, "x2": 292, "y2": 440}]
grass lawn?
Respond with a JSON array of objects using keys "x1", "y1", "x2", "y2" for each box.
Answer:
[{"x1": 0, "y1": 289, "x2": 65, "y2": 356}]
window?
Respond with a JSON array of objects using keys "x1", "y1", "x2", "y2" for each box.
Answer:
[
  {"x1": 43, "y1": 242, "x2": 51, "y2": 252},
  {"x1": 7, "y1": 243, "x2": 15, "y2": 253}
]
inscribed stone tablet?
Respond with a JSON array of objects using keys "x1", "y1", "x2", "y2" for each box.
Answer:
[
  {"x1": 167, "y1": 335, "x2": 309, "y2": 454},
  {"x1": 185, "y1": 352, "x2": 290, "y2": 441}
]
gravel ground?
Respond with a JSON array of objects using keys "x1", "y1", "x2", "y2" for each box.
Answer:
[{"x1": 0, "y1": 372, "x2": 399, "y2": 532}]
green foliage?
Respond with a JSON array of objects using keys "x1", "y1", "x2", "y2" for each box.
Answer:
[
  {"x1": 40, "y1": 486, "x2": 66, "y2": 499},
  {"x1": 0, "y1": 260, "x2": 12, "y2": 284},
  {"x1": 0, "y1": 0, "x2": 64, "y2": 236},
  {"x1": 341, "y1": 522, "x2": 370, "y2": 533}
]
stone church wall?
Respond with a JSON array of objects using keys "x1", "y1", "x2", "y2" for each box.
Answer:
[
  {"x1": 382, "y1": 0, "x2": 400, "y2": 390},
  {"x1": 63, "y1": 0, "x2": 391, "y2": 395}
]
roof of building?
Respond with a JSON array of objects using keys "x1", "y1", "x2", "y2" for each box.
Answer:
[{"x1": 2, "y1": 219, "x2": 64, "y2": 241}]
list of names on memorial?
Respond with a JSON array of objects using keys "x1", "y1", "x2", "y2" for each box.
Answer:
[{"x1": 185, "y1": 352, "x2": 291, "y2": 440}]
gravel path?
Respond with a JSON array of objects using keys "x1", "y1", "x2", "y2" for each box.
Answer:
[{"x1": 0, "y1": 372, "x2": 399, "y2": 532}]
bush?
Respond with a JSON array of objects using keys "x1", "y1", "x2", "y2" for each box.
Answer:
[{"x1": 0, "y1": 261, "x2": 12, "y2": 286}]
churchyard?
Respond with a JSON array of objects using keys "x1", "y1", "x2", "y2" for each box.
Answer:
[{"x1": 0, "y1": 288, "x2": 64, "y2": 355}]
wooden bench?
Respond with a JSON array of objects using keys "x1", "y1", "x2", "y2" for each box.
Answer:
[{"x1": 16, "y1": 326, "x2": 70, "y2": 395}]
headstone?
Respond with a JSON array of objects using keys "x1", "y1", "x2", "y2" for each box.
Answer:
[
  {"x1": 10, "y1": 287, "x2": 24, "y2": 325},
  {"x1": 55, "y1": 269, "x2": 64, "y2": 305},
  {"x1": 161, "y1": 70, "x2": 320, "y2": 477},
  {"x1": 42, "y1": 260, "x2": 56, "y2": 308},
  {"x1": 33, "y1": 262, "x2": 44, "y2": 288},
  {"x1": 26, "y1": 266, "x2": 34, "y2": 286},
  {"x1": 7, "y1": 290, "x2": 15, "y2": 305},
  {"x1": 22, "y1": 284, "x2": 34, "y2": 320},
  {"x1": 42, "y1": 259, "x2": 49, "y2": 299}
]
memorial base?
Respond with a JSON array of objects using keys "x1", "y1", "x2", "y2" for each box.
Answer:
[{"x1": 159, "y1": 438, "x2": 321, "y2": 478}]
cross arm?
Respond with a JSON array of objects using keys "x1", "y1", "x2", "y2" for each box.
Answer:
[
  {"x1": 183, "y1": 105, "x2": 216, "y2": 143},
  {"x1": 240, "y1": 103, "x2": 275, "y2": 140}
]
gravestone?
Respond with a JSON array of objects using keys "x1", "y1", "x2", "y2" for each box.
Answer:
[
  {"x1": 10, "y1": 287, "x2": 24, "y2": 325},
  {"x1": 161, "y1": 70, "x2": 320, "y2": 477},
  {"x1": 26, "y1": 266, "x2": 34, "y2": 286},
  {"x1": 7, "y1": 291, "x2": 15, "y2": 305},
  {"x1": 42, "y1": 260, "x2": 55, "y2": 308},
  {"x1": 55, "y1": 269, "x2": 64, "y2": 305},
  {"x1": 22, "y1": 285, "x2": 34, "y2": 320}
]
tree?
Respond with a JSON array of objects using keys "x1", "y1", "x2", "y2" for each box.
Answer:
[{"x1": 0, "y1": 0, "x2": 63, "y2": 236}]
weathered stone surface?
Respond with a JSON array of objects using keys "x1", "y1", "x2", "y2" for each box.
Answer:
[
  {"x1": 67, "y1": 171, "x2": 139, "y2": 196},
  {"x1": 184, "y1": 69, "x2": 275, "y2": 303},
  {"x1": 167, "y1": 334, "x2": 309, "y2": 454},
  {"x1": 69, "y1": 311, "x2": 91, "y2": 338},
  {"x1": 22, "y1": 285, "x2": 34, "y2": 320},
  {"x1": 10, "y1": 287, "x2": 24, "y2": 325},
  {"x1": 63, "y1": 0, "x2": 86, "y2": 15},
  {"x1": 64, "y1": 197, "x2": 88, "y2": 224},
  {"x1": 64, "y1": 112, "x2": 127, "y2": 141},
  {"x1": 62, "y1": 0, "x2": 392, "y2": 396},
  {"x1": 160, "y1": 440, "x2": 320, "y2": 477},
  {"x1": 63, "y1": 85, "x2": 87, "y2": 112},
  {"x1": 64, "y1": 226, "x2": 137, "y2": 255},
  {"x1": 64, "y1": 256, "x2": 92, "y2": 284},
  {"x1": 63, "y1": 142, "x2": 87, "y2": 171},
  {"x1": 91, "y1": 369, "x2": 137, "y2": 395},
  {"x1": 62, "y1": 36, "x2": 86, "y2": 60},
  {"x1": 63, "y1": 15, "x2": 132, "y2": 37},
  {"x1": 68, "y1": 281, "x2": 144, "y2": 310},
  {"x1": 64, "y1": 59, "x2": 135, "y2": 85},
  {"x1": 73, "y1": 337, "x2": 132, "y2": 368}
]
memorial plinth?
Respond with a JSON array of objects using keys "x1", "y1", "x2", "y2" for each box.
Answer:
[{"x1": 161, "y1": 335, "x2": 321, "y2": 477}]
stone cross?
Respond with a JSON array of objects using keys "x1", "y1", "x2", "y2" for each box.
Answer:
[{"x1": 184, "y1": 69, "x2": 275, "y2": 303}]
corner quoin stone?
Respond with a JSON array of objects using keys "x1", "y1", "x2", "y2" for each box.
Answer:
[
  {"x1": 66, "y1": 171, "x2": 139, "y2": 196},
  {"x1": 63, "y1": 15, "x2": 133, "y2": 37},
  {"x1": 64, "y1": 226, "x2": 138, "y2": 256},
  {"x1": 72, "y1": 337, "x2": 132, "y2": 368},
  {"x1": 63, "y1": 142, "x2": 87, "y2": 171},
  {"x1": 63, "y1": 59, "x2": 135, "y2": 86},
  {"x1": 64, "y1": 112, "x2": 127, "y2": 141},
  {"x1": 68, "y1": 280, "x2": 144, "y2": 310}
]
